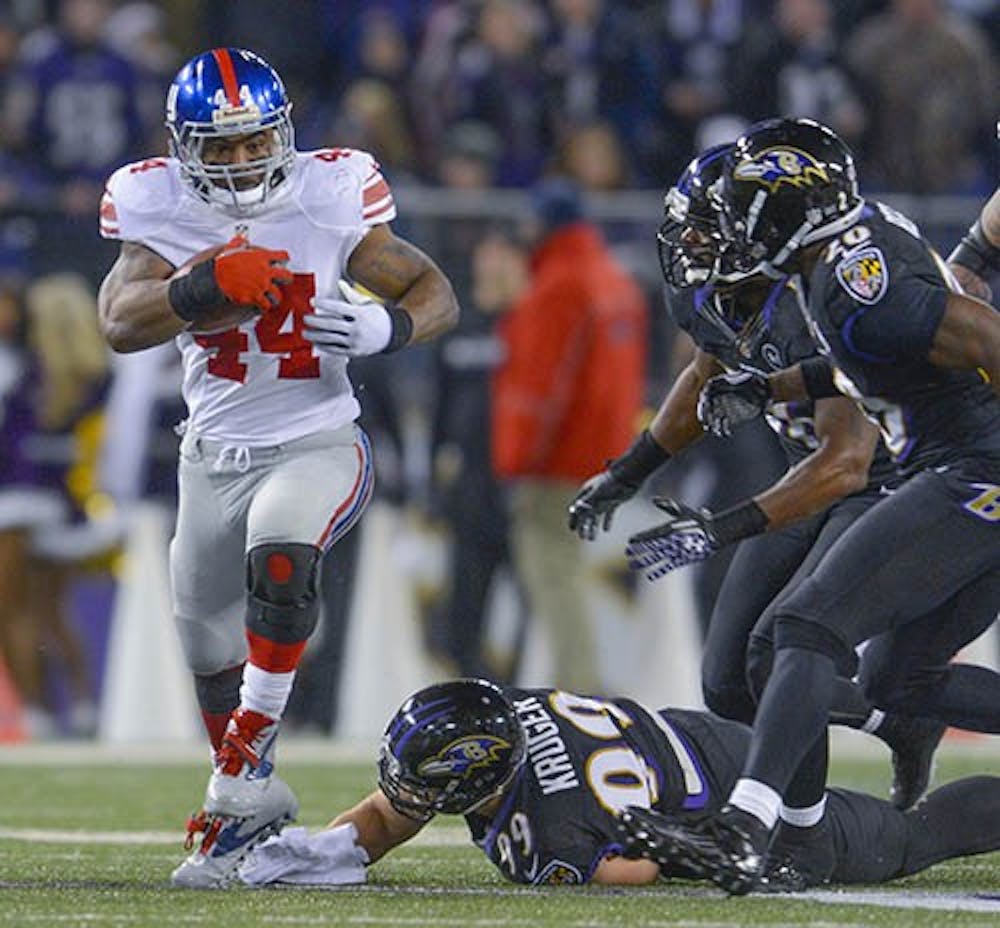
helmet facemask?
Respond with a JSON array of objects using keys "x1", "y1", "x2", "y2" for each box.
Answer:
[
  {"x1": 168, "y1": 105, "x2": 295, "y2": 215},
  {"x1": 658, "y1": 145, "x2": 732, "y2": 289}
]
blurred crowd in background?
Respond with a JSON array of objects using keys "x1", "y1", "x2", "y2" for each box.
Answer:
[{"x1": 0, "y1": 0, "x2": 996, "y2": 739}]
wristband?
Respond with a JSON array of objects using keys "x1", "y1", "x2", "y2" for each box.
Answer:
[
  {"x1": 710, "y1": 499, "x2": 769, "y2": 547},
  {"x1": 168, "y1": 260, "x2": 225, "y2": 322},
  {"x1": 609, "y1": 430, "x2": 670, "y2": 487},
  {"x1": 382, "y1": 304, "x2": 414, "y2": 353},
  {"x1": 948, "y1": 219, "x2": 1000, "y2": 276},
  {"x1": 800, "y1": 357, "x2": 838, "y2": 400}
]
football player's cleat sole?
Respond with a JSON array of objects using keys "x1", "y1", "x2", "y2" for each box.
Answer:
[
  {"x1": 755, "y1": 857, "x2": 813, "y2": 894},
  {"x1": 617, "y1": 806, "x2": 765, "y2": 896}
]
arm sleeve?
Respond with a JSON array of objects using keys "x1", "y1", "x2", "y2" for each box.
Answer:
[{"x1": 833, "y1": 273, "x2": 949, "y2": 365}]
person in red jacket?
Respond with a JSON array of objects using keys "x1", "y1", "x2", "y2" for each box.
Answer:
[{"x1": 492, "y1": 179, "x2": 648, "y2": 691}]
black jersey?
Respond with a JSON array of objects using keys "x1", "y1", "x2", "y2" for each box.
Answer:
[
  {"x1": 802, "y1": 201, "x2": 1000, "y2": 474},
  {"x1": 667, "y1": 280, "x2": 897, "y2": 487},
  {"x1": 464, "y1": 688, "x2": 736, "y2": 885}
]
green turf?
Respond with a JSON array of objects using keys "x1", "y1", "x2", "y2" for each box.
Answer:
[{"x1": 0, "y1": 751, "x2": 997, "y2": 927}]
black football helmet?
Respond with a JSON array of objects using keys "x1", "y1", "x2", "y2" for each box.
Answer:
[
  {"x1": 377, "y1": 679, "x2": 527, "y2": 822},
  {"x1": 718, "y1": 117, "x2": 863, "y2": 277},
  {"x1": 657, "y1": 143, "x2": 732, "y2": 288}
]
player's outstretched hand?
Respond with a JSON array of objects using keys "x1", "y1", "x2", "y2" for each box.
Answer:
[
  {"x1": 568, "y1": 470, "x2": 638, "y2": 540},
  {"x1": 626, "y1": 497, "x2": 720, "y2": 581},
  {"x1": 697, "y1": 369, "x2": 771, "y2": 438},
  {"x1": 304, "y1": 280, "x2": 393, "y2": 357}
]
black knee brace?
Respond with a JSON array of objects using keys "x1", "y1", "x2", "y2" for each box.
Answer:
[
  {"x1": 773, "y1": 613, "x2": 857, "y2": 676},
  {"x1": 246, "y1": 543, "x2": 322, "y2": 643}
]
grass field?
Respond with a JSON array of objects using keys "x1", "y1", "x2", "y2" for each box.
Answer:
[{"x1": 1, "y1": 737, "x2": 998, "y2": 928}]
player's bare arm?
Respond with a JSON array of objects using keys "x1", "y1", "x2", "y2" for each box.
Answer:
[
  {"x1": 591, "y1": 854, "x2": 661, "y2": 885},
  {"x1": 98, "y1": 241, "x2": 184, "y2": 352},
  {"x1": 327, "y1": 790, "x2": 425, "y2": 864},
  {"x1": 928, "y1": 292, "x2": 1000, "y2": 395},
  {"x1": 649, "y1": 346, "x2": 723, "y2": 451},
  {"x1": 751, "y1": 396, "x2": 877, "y2": 529},
  {"x1": 949, "y1": 188, "x2": 1000, "y2": 301},
  {"x1": 347, "y1": 224, "x2": 459, "y2": 343}
]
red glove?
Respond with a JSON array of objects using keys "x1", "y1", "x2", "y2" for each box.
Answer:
[
  {"x1": 169, "y1": 236, "x2": 293, "y2": 322},
  {"x1": 213, "y1": 236, "x2": 293, "y2": 310}
]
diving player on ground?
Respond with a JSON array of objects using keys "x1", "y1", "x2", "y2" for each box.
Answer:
[{"x1": 235, "y1": 679, "x2": 1000, "y2": 890}]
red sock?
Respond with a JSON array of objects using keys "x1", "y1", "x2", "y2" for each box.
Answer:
[{"x1": 200, "y1": 711, "x2": 230, "y2": 752}]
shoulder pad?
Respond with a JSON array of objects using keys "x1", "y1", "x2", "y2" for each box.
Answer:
[
  {"x1": 101, "y1": 158, "x2": 181, "y2": 242},
  {"x1": 294, "y1": 148, "x2": 396, "y2": 229}
]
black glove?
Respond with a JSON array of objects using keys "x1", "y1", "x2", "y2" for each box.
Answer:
[
  {"x1": 567, "y1": 430, "x2": 669, "y2": 540},
  {"x1": 568, "y1": 470, "x2": 638, "y2": 540},
  {"x1": 697, "y1": 370, "x2": 772, "y2": 438}
]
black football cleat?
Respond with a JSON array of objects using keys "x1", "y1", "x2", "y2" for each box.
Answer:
[
  {"x1": 618, "y1": 804, "x2": 769, "y2": 896},
  {"x1": 756, "y1": 818, "x2": 835, "y2": 894},
  {"x1": 876, "y1": 714, "x2": 947, "y2": 810}
]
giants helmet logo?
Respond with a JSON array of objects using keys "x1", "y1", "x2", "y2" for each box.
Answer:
[
  {"x1": 211, "y1": 85, "x2": 262, "y2": 126},
  {"x1": 733, "y1": 147, "x2": 830, "y2": 193},
  {"x1": 417, "y1": 735, "x2": 513, "y2": 779}
]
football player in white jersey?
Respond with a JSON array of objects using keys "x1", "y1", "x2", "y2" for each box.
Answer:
[{"x1": 96, "y1": 47, "x2": 458, "y2": 888}]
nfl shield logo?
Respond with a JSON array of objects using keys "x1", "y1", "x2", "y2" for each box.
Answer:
[{"x1": 835, "y1": 246, "x2": 888, "y2": 304}]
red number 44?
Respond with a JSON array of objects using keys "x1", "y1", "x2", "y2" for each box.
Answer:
[{"x1": 194, "y1": 273, "x2": 321, "y2": 382}]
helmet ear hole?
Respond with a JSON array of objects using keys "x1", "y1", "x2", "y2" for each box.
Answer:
[{"x1": 378, "y1": 679, "x2": 527, "y2": 821}]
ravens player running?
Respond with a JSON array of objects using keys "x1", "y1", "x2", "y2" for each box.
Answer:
[
  {"x1": 621, "y1": 118, "x2": 1000, "y2": 895},
  {"x1": 97, "y1": 48, "x2": 458, "y2": 888},
  {"x1": 569, "y1": 146, "x2": 944, "y2": 815},
  {"x1": 236, "y1": 679, "x2": 1000, "y2": 890}
]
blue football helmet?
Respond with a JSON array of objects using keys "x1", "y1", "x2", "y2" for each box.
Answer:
[
  {"x1": 165, "y1": 47, "x2": 295, "y2": 214},
  {"x1": 657, "y1": 143, "x2": 732, "y2": 288},
  {"x1": 717, "y1": 117, "x2": 863, "y2": 277},
  {"x1": 378, "y1": 679, "x2": 527, "y2": 822}
]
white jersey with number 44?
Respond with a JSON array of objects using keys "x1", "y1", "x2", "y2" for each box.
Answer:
[{"x1": 100, "y1": 148, "x2": 396, "y2": 445}]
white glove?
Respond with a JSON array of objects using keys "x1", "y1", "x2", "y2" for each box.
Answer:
[
  {"x1": 238, "y1": 824, "x2": 369, "y2": 886},
  {"x1": 303, "y1": 279, "x2": 392, "y2": 357}
]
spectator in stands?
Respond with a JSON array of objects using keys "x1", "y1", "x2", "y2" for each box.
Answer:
[
  {"x1": 648, "y1": 0, "x2": 748, "y2": 183},
  {"x1": 554, "y1": 119, "x2": 633, "y2": 192},
  {"x1": 326, "y1": 79, "x2": 419, "y2": 183},
  {"x1": 845, "y1": 0, "x2": 998, "y2": 193},
  {"x1": 491, "y1": 179, "x2": 648, "y2": 692},
  {"x1": 446, "y1": 0, "x2": 551, "y2": 186},
  {"x1": 729, "y1": 0, "x2": 866, "y2": 144},
  {"x1": 542, "y1": 0, "x2": 659, "y2": 180},
  {"x1": 2, "y1": 0, "x2": 154, "y2": 282}
]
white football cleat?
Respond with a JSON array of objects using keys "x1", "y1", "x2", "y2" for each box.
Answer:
[
  {"x1": 171, "y1": 773, "x2": 299, "y2": 889},
  {"x1": 171, "y1": 707, "x2": 297, "y2": 889}
]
